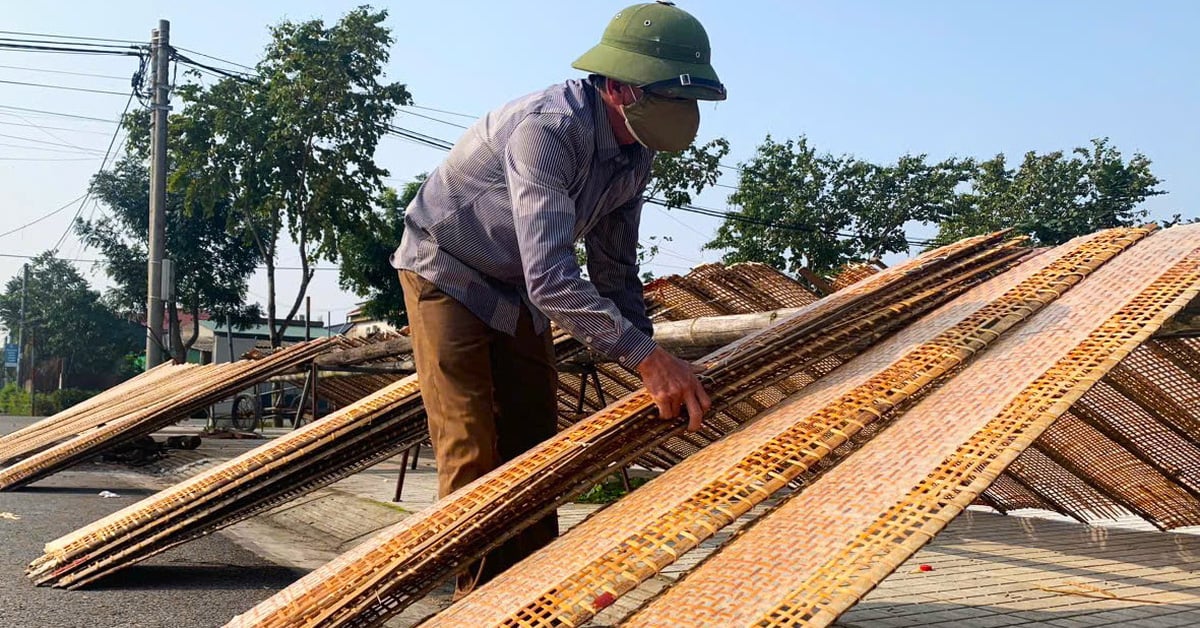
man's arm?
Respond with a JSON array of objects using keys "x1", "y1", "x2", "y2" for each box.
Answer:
[
  {"x1": 506, "y1": 114, "x2": 657, "y2": 368},
  {"x1": 506, "y1": 115, "x2": 710, "y2": 428},
  {"x1": 585, "y1": 196, "x2": 653, "y2": 339}
]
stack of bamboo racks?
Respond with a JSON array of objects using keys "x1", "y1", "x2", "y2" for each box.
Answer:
[
  {"x1": 32, "y1": 232, "x2": 1025, "y2": 593},
  {"x1": 0, "y1": 338, "x2": 335, "y2": 491},
  {"x1": 225, "y1": 230, "x2": 1045, "y2": 627}
]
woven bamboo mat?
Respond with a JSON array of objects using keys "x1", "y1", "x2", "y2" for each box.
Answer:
[
  {"x1": 27, "y1": 372, "x2": 424, "y2": 588},
  {"x1": 625, "y1": 224, "x2": 1200, "y2": 627},
  {"x1": 0, "y1": 363, "x2": 192, "y2": 464},
  {"x1": 0, "y1": 339, "x2": 334, "y2": 491},
  {"x1": 26, "y1": 260, "x2": 861, "y2": 589},
  {"x1": 413, "y1": 228, "x2": 1148, "y2": 627},
  {"x1": 977, "y1": 336, "x2": 1200, "y2": 523},
  {"x1": 829, "y1": 262, "x2": 881, "y2": 292},
  {"x1": 224, "y1": 233, "x2": 1025, "y2": 628}
]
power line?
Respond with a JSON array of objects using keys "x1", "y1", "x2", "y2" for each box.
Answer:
[
  {"x1": 0, "y1": 77, "x2": 133, "y2": 96},
  {"x1": 172, "y1": 52, "x2": 254, "y2": 82},
  {"x1": 0, "y1": 131, "x2": 104, "y2": 152},
  {"x1": 0, "y1": 30, "x2": 144, "y2": 45},
  {"x1": 0, "y1": 63, "x2": 130, "y2": 80},
  {"x1": 0, "y1": 194, "x2": 87, "y2": 239},
  {"x1": 0, "y1": 250, "x2": 344, "y2": 274},
  {"x1": 0, "y1": 104, "x2": 119, "y2": 124},
  {"x1": 403, "y1": 104, "x2": 478, "y2": 119},
  {"x1": 399, "y1": 108, "x2": 469, "y2": 130},
  {"x1": 371, "y1": 122, "x2": 931, "y2": 247},
  {"x1": 0, "y1": 155, "x2": 96, "y2": 162},
  {"x1": 645, "y1": 198, "x2": 935, "y2": 247},
  {"x1": 0, "y1": 118, "x2": 113, "y2": 135},
  {"x1": 0, "y1": 141, "x2": 101, "y2": 155},
  {"x1": 52, "y1": 90, "x2": 136, "y2": 252},
  {"x1": 173, "y1": 45, "x2": 256, "y2": 72},
  {"x1": 0, "y1": 42, "x2": 144, "y2": 57}
]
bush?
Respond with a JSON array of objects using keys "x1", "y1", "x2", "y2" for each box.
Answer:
[
  {"x1": 574, "y1": 474, "x2": 651, "y2": 504},
  {"x1": 0, "y1": 383, "x2": 32, "y2": 415},
  {"x1": 0, "y1": 384, "x2": 98, "y2": 416}
]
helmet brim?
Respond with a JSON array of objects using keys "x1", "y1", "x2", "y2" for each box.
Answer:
[{"x1": 572, "y1": 42, "x2": 726, "y2": 101}]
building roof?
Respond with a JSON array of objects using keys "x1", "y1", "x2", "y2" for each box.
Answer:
[{"x1": 200, "y1": 319, "x2": 333, "y2": 341}]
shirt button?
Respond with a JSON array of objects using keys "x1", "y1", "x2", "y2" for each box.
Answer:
[
  {"x1": 585, "y1": 336, "x2": 594, "y2": 343},
  {"x1": 618, "y1": 356, "x2": 626, "y2": 364}
]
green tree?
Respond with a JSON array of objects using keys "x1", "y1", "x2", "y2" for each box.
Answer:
[
  {"x1": 77, "y1": 128, "x2": 261, "y2": 362},
  {"x1": 705, "y1": 136, "x2": 970, "y2": 276},
  {"x1": 336, "y1": 177, "x2": 422, "y2": 327},
  {"x1": 933, "y1": 138, "x2": 1166, "y2": 246},
  {"x1": 172, "y1": 7, "x2": 412, "y2": 347},
  {"x1": 647, "y1": 138, "x2": 731, "y2": 208},
  {"x1": 0, "y1": 253, "x2": 141, "y2": 389}
]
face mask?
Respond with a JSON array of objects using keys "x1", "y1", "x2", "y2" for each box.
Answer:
[{"x1": 621, "y1": 91, "x2": 699, "y2": 152}]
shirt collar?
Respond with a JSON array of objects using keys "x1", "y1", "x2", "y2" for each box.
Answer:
[{"x1": 587, "y1": 77, "x2": 649, "y2": 165}]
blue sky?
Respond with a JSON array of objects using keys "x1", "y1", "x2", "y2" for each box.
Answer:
[{"x1": 1, "y1": 1, "x2": 1197, "y2": 326}]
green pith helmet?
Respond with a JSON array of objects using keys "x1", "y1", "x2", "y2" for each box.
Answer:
[{"x1": 573, "y1": 1, "x2": 726, "y2": 101}]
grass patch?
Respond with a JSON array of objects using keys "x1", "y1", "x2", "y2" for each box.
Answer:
[
  {"x1": 368, "y1": 499, "x2": 412, "y2": 514},
  {"x1": 574, "y1": 474, "x2": 651, "y2": 504}
]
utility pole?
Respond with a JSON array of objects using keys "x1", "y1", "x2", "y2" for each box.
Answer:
[
  {"x1": 162, "y1": 257, "x2": 175, "y2": 361},
  {"x1": 145, "y1": 19, "x2": 170, "y2": 369},
  {"x1": 16, "y1": 263, "x2": 28, "y2": 390}
]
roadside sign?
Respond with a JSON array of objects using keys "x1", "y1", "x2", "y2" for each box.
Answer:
[{"x1": 3, "y1": 344, "x2": 17, "y2": 368}]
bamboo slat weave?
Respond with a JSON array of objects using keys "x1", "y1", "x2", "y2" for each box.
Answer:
[
  {"x1": 422, "y1": 228, "x2": 1148, "y2": 628},
  {"x1": 28, "y1": 373, "x2": 425, "y2": 588},
  {"x1": 0, "y1": 339, "x2": 334, "y2": 491},
  {"x1": 0, "y1": 363, "x2": 190, "y2": 464},
  {"x1": 225, "y1": 233, "x2": 1027, "y2": 628},
  {"x1": 829, "y1": 262, "x2": 881, "y2": 292},
  {"x1": 625, "y1": 224, "x2": 1200, "y2": 628},
  {"x1": 26, "y1": 263, "x2": 821, "y2": 589},
  {"x1": 981, "y1": 338, "x2": 1200, "y2": 518},
  {"x1": 645, "y1": 263, "x2": 820, "y2": 322}
]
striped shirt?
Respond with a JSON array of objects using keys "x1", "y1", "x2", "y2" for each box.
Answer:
[{"x1": 391, "y1": 78, "x2": 658, "y2": 367}]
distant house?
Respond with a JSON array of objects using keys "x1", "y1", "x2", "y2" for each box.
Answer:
[
  {"x1": 187, "y1": 317, "x2": 335, "y2": 364},
  {"x1": 343, "y1": 305, "x2": 401, "y2": 339}
]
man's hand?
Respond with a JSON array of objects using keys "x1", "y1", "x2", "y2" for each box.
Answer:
[{"x1": 636, "y1": 346, "x2": 712, "y2": 432}]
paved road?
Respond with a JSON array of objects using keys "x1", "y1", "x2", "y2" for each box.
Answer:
[{"x1": 0, "y1": 417, "x2": 303, "y2": 628}]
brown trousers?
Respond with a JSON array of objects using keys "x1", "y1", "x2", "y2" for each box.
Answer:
[{"x1": 399, "y1": 270, "x2": 559, "y2": 587}]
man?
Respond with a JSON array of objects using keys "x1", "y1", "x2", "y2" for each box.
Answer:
[{"x1": 390, "y1": 1, "x2": 725, "y2": 594}]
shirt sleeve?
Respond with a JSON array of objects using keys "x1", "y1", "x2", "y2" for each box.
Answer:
[
  {"x1": 505, "y1": 114, "x2": 659, "y2": 368},
  {"x1": 586, "y1": 196, "x2": 654, "y2": 339}
]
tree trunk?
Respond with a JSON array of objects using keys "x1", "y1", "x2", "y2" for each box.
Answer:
[{"x1": 167, "y1": 300, "x2": 185, "y2": 363}]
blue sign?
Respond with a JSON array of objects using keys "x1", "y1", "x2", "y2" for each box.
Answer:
[{"x1": 3, "y1": 344, "x2": 17, "y2": 368}]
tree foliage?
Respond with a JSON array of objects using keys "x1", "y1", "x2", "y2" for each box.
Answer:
[
  {"x1": 337, "y1": 176, "x2": 422, "y2": 327},
  {"x1": 706, "y1": 136, "x2": 970, "y2": 275},
  {"x1": 170, "y1": 7, "x2": 412, "y2": 346},
  {"x1": 647, "y1": 138, "x2": 730, "y2": 208},
  {"x1": 77, "y1": 119, "x2": 261, "y2": 361},
  {"x1": 0, "y1": 253, "x2": 141, "y2": 388},
  {"x1": 933, "y1": 138, "x2": 1166, "y2": 246},
  {"x1": 706, "y1": 136, "x2": 1172, "y2": 276}
]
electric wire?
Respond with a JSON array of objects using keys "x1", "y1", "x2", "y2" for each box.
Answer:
[
  {"x1": 0, "y1": 30, "x2": 144, "y2": 45},
  {"x1": 403, "y1": 104, "x2": 478, "y2": 119},
  {"x1": 172, "y1": 45, "x2": 256, "y2": 72},
  {"x1": 0, "y1": 42, "x2": 145, "y2": 57},
  {"x1": 0, "y1": 194, "x2": 88, "y2": 239},
  {"x1": 0, "y1": 131, "x2": 104, "y2": 152},
  {"x1": 0, "y1": 118, "x2": 114, "y2": 136},
  {"x1": 0, "y1": 141, "x2": 101, "y2": 154},
  {"x1": 50, "y1": 89, "x2": 136, "y2": 252},
  {"x1": 0, "y1": 104, "x2": 119, "y2": 124},
  {"x1": 399, "y1": 108, "x2": 469, "y2": 130},
  {"x1": 0, "y1": 63, "x2": 131, "y2": 81},
  {"x1": 0, "y1": 156, "x2": 96, "y2": 162},
  {"x1": 0, "y1": 77, "x2": 133, "y2": 96}
]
